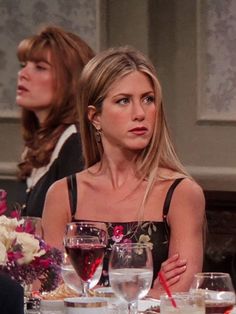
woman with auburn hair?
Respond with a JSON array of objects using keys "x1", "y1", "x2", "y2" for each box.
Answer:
[
  {"x1": 16, "y1": 25, "x2": 94, "y2": 217},
  {"x1": 42, "y1": 46, "x2": 205, "y2": 297}
]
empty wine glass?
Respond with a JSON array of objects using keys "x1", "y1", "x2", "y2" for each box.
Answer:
[
  {"x1": 20, "y1": 216, "x2": 43, "y2": 238},
  {"x1": 109, "y1": 242, "x2": 153, "y2": 314},
  {"x1": 190, "y1": 272, "x2": 236, "y2": 314},
  {"x1": 63, "y1": 221, "x2": 107, "y2": 297}
]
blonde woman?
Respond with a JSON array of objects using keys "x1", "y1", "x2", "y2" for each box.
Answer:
[{"x1": 42, "y1": 47, "x2": 205, "y2": 297}]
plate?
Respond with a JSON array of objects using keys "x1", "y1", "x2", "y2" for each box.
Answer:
[
  {"x1": 138, "y1": 299, "x2": 160, "y2": 312},
  {"x1": 93, "y1": 287, "x2": 115, "y2": 298},
  {"x1": 40, "y1": 299, "x2": 64, "y2": 314}
]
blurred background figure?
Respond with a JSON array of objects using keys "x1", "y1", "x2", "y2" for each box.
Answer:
[
  {"x1": 16, "y1": 25, "x2": 94, "y2": 217},
  {"x1": 0, "y1": 272, "x2": 24, "y2": 314}
]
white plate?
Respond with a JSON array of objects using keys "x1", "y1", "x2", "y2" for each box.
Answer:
[
  {"x1": 40, "y1": 299, "x2": 64, "y2": 314},
  {"x1": 93, "y1": 287, "x2": 115, "y2": 297},
  {"x1": 138, "y1": 299, "x2": 160, "y2": 312}
]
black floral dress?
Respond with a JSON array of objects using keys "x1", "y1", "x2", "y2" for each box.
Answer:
[
  {"x1": 68, "y1": 175, "x2": 184, "y2": 286},
  {"x1": 100, "y1": 220, "x2": 170, "y2": 286}
]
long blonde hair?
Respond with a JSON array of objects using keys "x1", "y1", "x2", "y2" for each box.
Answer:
[{"x1": 78, "y1": 47, "x2": 190, "y2": 212}]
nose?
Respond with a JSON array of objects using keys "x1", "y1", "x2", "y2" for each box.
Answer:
[
  {"x1": 131, "y1": 101, "x2": 145, "y2": 121},
  {"x1": 18, "y1": 63, "x2": 30, "y2": 81}
]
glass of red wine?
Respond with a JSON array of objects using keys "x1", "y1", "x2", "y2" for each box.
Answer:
[
  {"x1": 190, "y1": 272, "x2": 236, "y2": 314},
  {"x1": 63, "y1": 221, "x2": 107, "y2": 297}
]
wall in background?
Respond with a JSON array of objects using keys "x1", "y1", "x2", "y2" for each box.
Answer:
[
  {"x1": 0, "y1": 0, "x2": 98, "y2": 179},
  {"x1": 102, "y1": 0, "x2": 236, "y2": 191},
  {"x1": 0, "y1": 0, "x2": 235, "y2": 193}
]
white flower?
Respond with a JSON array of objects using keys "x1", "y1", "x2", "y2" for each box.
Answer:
[
  {"x1": 16, "y1": 232, "x2": 45, "y2": 264},
  {"x1": 0, "y1": 241, "x2": 7, "y2": 264},
  {"x1": 0, "y1": 227, "x2": 16, "y2": 250},
  {"x1": 0, "y1": 215, "x2": 20, "y2": 232}
]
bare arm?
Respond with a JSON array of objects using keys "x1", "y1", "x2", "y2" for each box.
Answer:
[
  {"x1": 151, "y1": 178, "x2": 205, "y2": 298},
  {"x1": 42, "y1": 178, "x2": 71, "y2": 250}
]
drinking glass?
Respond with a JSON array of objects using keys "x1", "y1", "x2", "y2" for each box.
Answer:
[
  {"x1": 160, "y1": 292, "x2": 205, "y2": 314},
  {"x1": 63, "y1": 221, "x2": 107, "y2": 297},
  {"x1": 20, "y1": 216, "x2": 43, "y2": 238},
  {"x1": 60, "y1": 251, "x2": 103, "y2": 292},
  {"x1": 190, "y1": 272, "x2": 236, "y2": 314},
  {"x1": 109, "y1": 242, "x2": 153, "y2": 314}
]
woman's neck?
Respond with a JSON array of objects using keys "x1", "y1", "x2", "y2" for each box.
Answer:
[{"x1": 94, "y1": 153, "x2": 139, "y2": 189}]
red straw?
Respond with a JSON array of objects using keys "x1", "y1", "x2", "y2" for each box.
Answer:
[{"x1": 158, "y1": 271, "x2": 177, "y2": 308}]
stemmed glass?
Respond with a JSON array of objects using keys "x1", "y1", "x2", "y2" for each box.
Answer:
[
  {"x1": 109, "y1": 242, "x2": 153, "y2": 314},
  {"x1": 60, "y1": 251, "x2": 103, "y2": 293},
  {"x1": 20, "y1": 216, "x2": 43, "y2": 238},
  {"x1": 190, "y1": 272, "x2": 236, "y2": 314},
  {"x1": 63, "y1": 221, "x2": 107, "y2": 297}
]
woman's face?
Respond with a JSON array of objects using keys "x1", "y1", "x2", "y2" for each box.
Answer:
[
  {"x1": 16, "y1": 51, "x2": 54, "y2": 122},
  {"x1": 94, "y1": 70, "x2": 157, "y2": 153}
]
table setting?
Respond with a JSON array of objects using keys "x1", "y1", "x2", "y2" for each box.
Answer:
[
  {"x1": 39, "y1": 221, "x2": 236, "y2": 314},
  {"x1": 39, "y1": 221, "x2": 160, "y2": 314},
  {"x1": 0, "y1": 207, "x2": 235, "y2": 313}
]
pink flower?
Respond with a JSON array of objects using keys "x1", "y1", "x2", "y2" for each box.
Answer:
[
  {"x1": 10, "y1": 210, "x2": 21, "y2": 219},
  {"x1": 112, "y1": 225, "x2": 124, "y2": 242},
  {"x1": 0, "y1": 190, "x2": 7, "y2": 215},
  {"x1": 22, "y1": 220, "x2": 35, "y2": 234},
  {"x1": 33, "y1": 257, "x2": 52, "y2": 268},
  {"x1": 7, "y1": 251, "x2": 23, "y2": 263},
  {"x1": 123, "y1": 238, "x2": 132, "y2": 244}
]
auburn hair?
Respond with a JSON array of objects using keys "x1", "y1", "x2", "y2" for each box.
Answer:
[{"x1": 17, "y1": 25, "x2": 94, "y2": 179}]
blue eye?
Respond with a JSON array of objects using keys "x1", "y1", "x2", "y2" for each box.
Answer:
[
  {"x1": 116, "y1": 98, "x2": 130, "y2": 105},
  {"x1": 144, "y1": 95, "x2": 155, "y2": 104}
]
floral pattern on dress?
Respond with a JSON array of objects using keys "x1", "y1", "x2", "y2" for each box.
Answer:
[
  {"x1": 100, "y1": 220, "x2": 169, "y2": 286},
  {"x1": 108, "y1": 221, "x2": 157, "y2": 249}
]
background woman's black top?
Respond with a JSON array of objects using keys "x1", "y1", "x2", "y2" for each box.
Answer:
[{"x1": 22, "y1": 125, "x2": 84, "y2": 217}]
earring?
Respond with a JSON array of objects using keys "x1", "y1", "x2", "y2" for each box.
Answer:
[{"x1": 95, "y1": 128, "x2": 102, "y2": 143}]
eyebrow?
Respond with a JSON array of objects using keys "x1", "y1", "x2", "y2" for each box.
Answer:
[
  {"x1": 112, "y1": 91, "x2": 154, "y2": 98},
  {"x1": 37, "y1": 60, "x2": 52, "y2": 66}
]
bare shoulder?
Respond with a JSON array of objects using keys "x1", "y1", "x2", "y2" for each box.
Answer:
[
  {"x1": 159, "y1": 168, "x2": 205, "y2": 208},
  {"x1": 178, "y1": 178, "x2": 204, "y2": 197},
  {"x1": 46, "y1": 176, "x2": 68, "y2": 198},
  {"x1": 169, "y1": 178, "x2": 205, "y2": 221},
  {"x1": 177, "y1": 178, "x2": 205, "y2": 202}
]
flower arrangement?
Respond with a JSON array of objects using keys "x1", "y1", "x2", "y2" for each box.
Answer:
[{"x1": 0, "y1": 190, "x2": 62, "y2": 292}]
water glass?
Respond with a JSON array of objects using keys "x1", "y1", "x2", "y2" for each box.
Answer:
[
  {"x1": 109, "y1": 242, "x2": 153, "y2": 314},
  {"x1": 160, "y1": 292, "x2": 205, "y2": 314},
  {"x1": 190, "y1": 272, "x2": 235, "y2": 314}
]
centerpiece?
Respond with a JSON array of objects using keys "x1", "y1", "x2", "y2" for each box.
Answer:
[{"x1": 0, "y1": 189, "x2": 62, "y2": 292}]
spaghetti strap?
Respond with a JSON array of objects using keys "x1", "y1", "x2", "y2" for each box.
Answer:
[
  {"x1": 163, "y1": 178, "x2": 184, "y2": 218},
  {"x1": 67, "y1": 173, "x2": 77, "y2": 217}
]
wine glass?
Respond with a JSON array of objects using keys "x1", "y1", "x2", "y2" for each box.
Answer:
[
  {"x1": 63, "y1": 221, "x2": 107, "y2": 297},
  {"x1": 190, "y1": 272, "x2": 236, "y2": 314},
  {"x1": 109, "y1": 242, "x2": 153, "y2": 314},
  {"x1": 20, "y1": 216, "x2": 43, "y2": 238},
  {"x1": 60, "y1": 251, "x2": 103, "y2": 293}
]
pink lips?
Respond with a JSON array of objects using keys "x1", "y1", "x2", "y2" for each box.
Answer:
[
  {"x1": 17, "y1": 85, "x2": 29, "y2": 92},
  {"x1": 129, "y1": 127, "x2": 148, "y2": 135}
]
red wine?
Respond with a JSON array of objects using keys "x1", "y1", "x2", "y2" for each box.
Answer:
[
  {"x1": 65, "y1": 243, "x2": 105, "y2": 282},
  {"x1": 205, "y1": 301, "x2": 234, "y2": 314}
]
